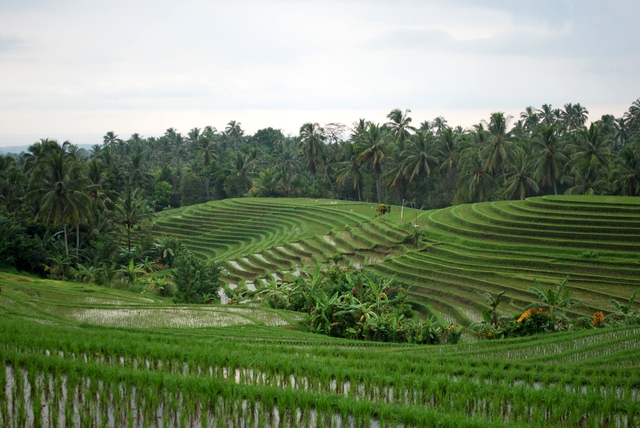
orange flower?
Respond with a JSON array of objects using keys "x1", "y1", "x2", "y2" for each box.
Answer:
[
  {"x1": 593, "y1": 311, "x2": 605, "y2": 326},
  {"x1": 517, "y1": 307, "x2": 546, "y2": 323}
]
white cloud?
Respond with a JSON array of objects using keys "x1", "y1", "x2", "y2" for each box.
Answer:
[{"x1": 0, "y1": 0, "x2": 638, "y2": 145}]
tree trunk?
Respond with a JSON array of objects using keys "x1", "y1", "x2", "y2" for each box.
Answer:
[
  {"x1": 127, "y1": 225, "x2": 131, "y2": 251},
  {"x1": 63, "y1": 224, "x2": 69, "y2": 257},
  {"x1": 375, "y1": 173, "x2": 383, "y2": 204},
  {"x1": 76, "y1": 224, "x2": 80, "y2": 261}
]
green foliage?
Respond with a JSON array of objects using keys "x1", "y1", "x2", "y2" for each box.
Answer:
[
  {"x1": 179, "y1": 172, "x2": 207, "y2": 206},
  {"x1": 172, "y1": 252, "x2": 222, "y2": 304},
  {"x1": 152, "y1": 181, "x2": 173, "y2": 210}
]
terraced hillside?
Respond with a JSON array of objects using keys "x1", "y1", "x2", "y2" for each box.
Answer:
[
  {"x1": 154, "y1": 198, "x2": 415, "y2": 288},
  {"x1": 373, "y1": 195, "x2": 640, "y2": 325},
  {"x1": 155, "y1": 196, "x2": 640, "y2": 325},
  {"x1": 1, "y1": 274, "x2": 640, "y2": 427}
]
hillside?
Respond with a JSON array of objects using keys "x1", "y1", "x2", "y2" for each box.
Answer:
[{"x1": 154, "y1": 196, "x2": 640, "y2": 325}]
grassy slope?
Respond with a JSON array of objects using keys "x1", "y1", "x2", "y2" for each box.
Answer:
[{"x1": 154, "y1": 196, "x2": 640, "y2": 326}]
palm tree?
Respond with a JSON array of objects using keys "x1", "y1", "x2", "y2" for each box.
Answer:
[
  {"x1": 115, "y1": 187, "x2": 149, "y2": 251},
  {"x1": 335, "y1": 143, "x2": 366, "y2": 201},
  {"x1": 571, "y1": 123, "x2": 611, "y2": 169},
  {"x1": 538, "y1": 104, "x2": 555, "y2": 126},
  {"x1": 504, "y1": 149, "x2": 539, "y2": 200},
  {"x1": 611, "y1": 146, "x2": 640, "y2": 196},
  {"x1": 481, "y1": 112, "x2": 515, "y2": 185},
  {"x1": 187, "y1": 127, "x2": 201, "y2": 149},
  {"x1": 252, "y1": 168, "x2": 281, "y2": 197},
  {"x1": 459, "y1": 151, "x2": 495, "y2": 202},
  {"x1": 431, "y1": 116, "x2": 449, "y2": 135},
  {"x1": 520, "y1": 106, "x2": 539, "y2": 135},
  {"x1": 356, "y1": 123, "x2": 387, "y2": 203},
  {"x1": 435, "y1": 127, "x2": 460, "y2": 172},
  {"x1": 29, "y1": 151, "x2": 91, "y2": 258},
  {"x1": 399, "y1": 131, "x2": 437, "y2": 183},
  {"x1": 525, "y1": 276, "x2": 580, "y2": 329},
  {"x1": 386, "y1": 108, "x2": 416, "y2": 144},
  {"x1": 129, "y1": 153, "x2": 153, "y2": 189},
  {"x1": 103, "y1": 131, "x2": 121, "y2": 148},
  {"x1": 532, "y1": 125, "x2": 567, "y2": 195},
  {"x1": 299, "y1": 122, "x2": 325, "y2": 176},
  {"x1": 564, "y1": 158, "x2": 608, "y2": 195},
  {"x1": 195, "y1": 137, "x2": 217, "y2": 168},
  {"x1": 225, "y1": 120, "x2": 244, "y2": 152}
]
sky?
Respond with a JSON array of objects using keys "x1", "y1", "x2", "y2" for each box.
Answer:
[{"x1": 0, "y1": 0, "x2": 639, "y2": 146}]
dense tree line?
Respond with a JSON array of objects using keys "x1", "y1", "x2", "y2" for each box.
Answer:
[{"x1": 0, "y1": 99, "x2": 639, "y2": 280}]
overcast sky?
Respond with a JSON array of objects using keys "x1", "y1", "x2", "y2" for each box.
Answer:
[{"x1": 0, "y1": 0, "x2": 639, "y2": 146}]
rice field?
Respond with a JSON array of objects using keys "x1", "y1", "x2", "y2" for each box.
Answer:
[
  {"x1": 3, "y1": 195, "x2": 640, "y2": 426},
  {"x1": 1, "y1": 273, "x2": 640, "y2": 427}
]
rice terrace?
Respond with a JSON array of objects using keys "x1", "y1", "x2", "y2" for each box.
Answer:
[{"x1": 1, "y1": 193, "x2": 640, "y2": 427}]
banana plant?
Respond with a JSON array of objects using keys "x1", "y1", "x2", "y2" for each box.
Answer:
[
  {"x1": 526, "y1": 275, "x2": 580, "y2": 329},
  {"x1": 607, "y1": 288, "x2": 638, "y2": 324}
]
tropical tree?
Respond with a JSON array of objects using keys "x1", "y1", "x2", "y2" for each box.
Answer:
[
  {"x1": 459, "y1": 151, "x2": 496, "y2": 202},
  {"x1": 564, "y1": 159, "x2": 609, "y2": 195},
  {"x1": 504, "y1": 149, "x2": 539, "y2": 200},
  {"x1": 335, "y1": 143, "x2": 366, "y2": 201},
  {"x1": 481, "y1": 112, "x2": 515, "y2": 185},
  {"x1": 29, "y1": 150, "x2": 91, "y2": 258},
  {"x1": 399, "y1": 131, "x2": 437, "y2": 183},
  {"x1": 607, "y1": 288, "x2": 638, "y2": 323},
  {"x1": 356, "y1": 123, "x2": 387, "y2": 203},
  {"x1": 386, "y1": 108, "x2": 416, "y2": 144},
  {"x1": 525, "y1": 275, "x2": 580, "y2": 329},
  {"x1": 478, "y1": 290, "x2": 505, "y2": 329},
  {"x1": 532, "y1": 125, "x2": 568, "y2": 195},
  {"x1": 435, "y1": 127, "x2": 460, "y2": 172},
  {"x1": 571, "y1": 123, "x2": 611, "y2": 169},
  {"x1": 611, "y1": 146, "x2": 640, "y2": 196},
  {"x1": 299, "y1": 122, "x2": 325, "y2": 176},
  {"x1": 225, "y1": 120, "x2": 244, "y2": 152},
  {"x1": 103, "y1": 131, "x2": 121, "y2": 148},
  {"x1": 115, "y1": 187, "x2": 149, "y2": 251}
]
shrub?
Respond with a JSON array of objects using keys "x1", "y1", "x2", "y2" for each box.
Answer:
[{"x1": 172, "y1": 252, "x2": 222, "y2": 304}]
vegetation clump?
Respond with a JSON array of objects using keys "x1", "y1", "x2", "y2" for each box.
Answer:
[
  {"x1": 261, "y1": 265, "x2": 462, "y2": 344},
  {"x1": 172, "y1": 251, "x2": 223, "y2": 304}
]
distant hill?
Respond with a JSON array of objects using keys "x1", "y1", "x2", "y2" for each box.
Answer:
[{"x1": 0, "y1": 144, "x2": 95, "y2": 155}]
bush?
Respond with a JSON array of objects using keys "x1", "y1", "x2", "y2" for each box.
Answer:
[{"x1": 172, "y1": 252, "x2": 222, "y2": 304}]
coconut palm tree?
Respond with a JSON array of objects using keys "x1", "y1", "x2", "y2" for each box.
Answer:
[
  {"x1": 195, "y1": 137, "x2": 217, "y2": 168},
  {"x1": 459, "y1": 151, "x2": 495, "y2": 202},
  {"x1": 504, "y1": 149, "x2": 539, "y2": 200},
  {"x1": 435, "y1": 127, "x2": 460, "y2": 172},
  {"x1": 538, "y1": 104, "x2": 556, "y2": 126},
  {"x1": 564, "y1": 158, "x2": 609, "y2": 195},
  {"x1": 225, "y1": 120, "x2": 244, "y2": 152},
  {"x1": 431, "y1": 116, "x2": 449, "y2": 135},
  {"x1": 532, "y1": 125, "x2": 568, "y2": 195},
  {"x1": 299, "y1": 122, "x2": 325, "y2": 176},
  {"x1": 570, "y1": 123, "x2": 611, "y2": 169},
  {"x1": 399, "y1": 131, "x2": 438, "y2": 183},
  {"x1": 335, "y1": 143, "x2": 366, "y2": 201},
  {"x1": 611, "y1": 146, "x2": 640, "y2": 196},
  {"x1": 356, "y1": 123, "x2": 387, "y2": 203},
  {"x1": 252, "y1": 168, "x2": 281, "y2": 197},
  {"x1": 30, "y1": 151, "x2": 91, "y2": 258},
  {"x1": 103, "y1": 131, "x2": 121, "y2": 148},
  {"x1": 481, "y1": 112, "x2": 515, "y2": 185},
  {"x1": 386, "y1": 108, "x2": 416, "y2": 144},
  {"x1": 115, "y1": 187, "x2": 149, "y2": 251}
]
